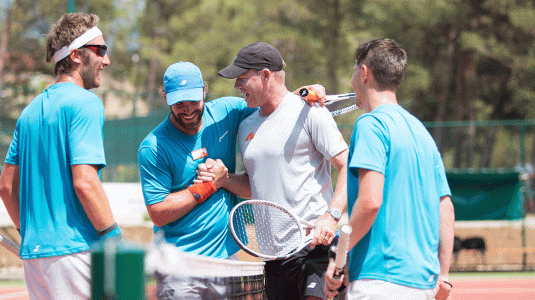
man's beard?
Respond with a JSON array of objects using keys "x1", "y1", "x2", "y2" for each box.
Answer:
[
  {"x1": 170, "y1": 105, "x2": 204, "y2": 133},
  {"x1": 79, "y1": 55, "x2": 100, "y2": 90}
]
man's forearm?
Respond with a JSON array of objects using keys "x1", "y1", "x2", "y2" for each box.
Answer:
[
  {"x1": 72, "y1": 164, "x2": 116, "y2": 232},
  {"x1": 438, "y1": 196, "x2": 455, "y2": 277},
  {"x1": 0, "y1": 163, "x2": 21, "y2": 228},
  {"x1": 222, "y1": 172, "x2": 251, "y2": 199}
]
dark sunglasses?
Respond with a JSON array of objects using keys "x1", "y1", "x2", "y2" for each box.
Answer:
[{"x1": 80, "y1": 44, "x2": 108, "y2": 57}]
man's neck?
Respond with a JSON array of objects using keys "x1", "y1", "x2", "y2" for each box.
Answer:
[
  {"x1": 367, "y1": 90, "x2": 398, "y2": 112},
  {"x1": 56, "y1": 73, "x2": 85, "y2": 89},
  {"x1": 259, "y1": 85, "x2": 289, "y2": 117}
]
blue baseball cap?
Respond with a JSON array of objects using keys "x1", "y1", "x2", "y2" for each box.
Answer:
[{"x1": 163, "y1": 62, "x2": 204, "y2": 106}]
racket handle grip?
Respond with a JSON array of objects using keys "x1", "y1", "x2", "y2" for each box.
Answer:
[
  {"x1": 299, "y1": 88, "x2": 318, "y2": 100},
  {"x1": 325, "y1": 268, "x2": 343, "y2": 300}
]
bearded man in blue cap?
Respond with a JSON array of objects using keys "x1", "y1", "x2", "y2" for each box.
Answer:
[{"x1": 138, "y1": 61, "x2": 324, "y2": 299}]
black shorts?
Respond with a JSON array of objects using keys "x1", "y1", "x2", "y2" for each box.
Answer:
[{"x1": 264, "y1": 238, "x2": 338, "y2": 300}]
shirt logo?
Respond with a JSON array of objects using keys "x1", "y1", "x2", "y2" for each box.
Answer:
[
  {"x1": 191, "y1": 148, "x2": 208, "y2": 160},
  {"x1": 33, "y1": 245, "x2": 40, "y2": 252},
  {"x1": 245, "y1": 132, "x2": 255, "y2": 142},
  {"x1": 307, "y1": 282, "x2": 316, "y2": 288}
]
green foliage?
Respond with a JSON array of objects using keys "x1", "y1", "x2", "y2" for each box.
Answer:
[{"x1": 1, "y1": 0, "x2": 535, "y2": 172}]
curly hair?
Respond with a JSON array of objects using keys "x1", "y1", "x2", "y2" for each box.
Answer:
[{"x1": 46, "y1": 13, "x2": 99, "y2": 75}]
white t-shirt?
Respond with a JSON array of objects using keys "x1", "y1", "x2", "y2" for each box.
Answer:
[{"x1": 238, "y1": 92, "x2": 348, "y2": 224}]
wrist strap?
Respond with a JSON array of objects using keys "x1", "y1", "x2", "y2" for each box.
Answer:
[
  {"x1": 188, "y1": 182, "x2": 217, "y2": 204},
  {"x1": 98, "y1": 223, "x2": 122, "y2": 241},
  {"x1": 439, "y1": 279, "x2": 453, "y2": 288}
]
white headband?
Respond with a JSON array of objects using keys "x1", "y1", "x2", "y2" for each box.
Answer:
[{"x1": 52, "y1": 27, "x2": 103, "y2": 63}]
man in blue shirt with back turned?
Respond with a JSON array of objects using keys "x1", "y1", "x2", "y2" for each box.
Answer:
[{"x1": 324, "y1": 38, "x2": 455, "y2": 300}]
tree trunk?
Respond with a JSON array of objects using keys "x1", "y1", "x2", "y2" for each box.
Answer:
[
  {"x1": 452, "y1": 50, "x2": 470, "y2": 168},
  {"x1": 326, "y1": 0, "x2": 341, "y2": 94},
  {"x1": 465, "y1": 51, "x2": 478, "y2": 167},
  {"x1": 479, "y1": 71, "x2": 512, "y2": 168},
  {"x1": 146, "y1": 58, "x2": 159, "y2": 110},
  {"x1": 0, "y1": 5, "x2": 13, "y2": 90},
  {"x1": 433, "y1": 27, "x2": 457, "y2": 152}
]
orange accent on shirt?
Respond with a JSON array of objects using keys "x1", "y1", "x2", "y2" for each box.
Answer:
[{"x1": 245, "y1": 132, "x2": 255, "y2": 142}]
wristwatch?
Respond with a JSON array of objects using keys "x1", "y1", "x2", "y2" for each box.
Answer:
[{"x1": 326, "y1": 208, "x2": 342, "y2": 221}]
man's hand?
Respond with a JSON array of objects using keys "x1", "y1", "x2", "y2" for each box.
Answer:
[
  {"x1": 324, "y1": 256, "x2": 348, "y2": 299},
  {"x1": 293, "y1": 84, "x2": 326, "y2": 107},
  {"x1": 195, "y1": 160, "x2": 216, "y2": 184},
  {"x1": 435, "y1": 279, "x2": 453, "y2": 300},
  {"x1": 310, "y1": 212, "x2": 337, "y2": 248},
  {"x1": 195, "y1": 158, "x2": 228, "y2": 189}
]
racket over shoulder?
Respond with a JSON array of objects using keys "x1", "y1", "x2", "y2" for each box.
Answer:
[{"x1": 300, "y1": 88, "x2": 358, "y2": 117}]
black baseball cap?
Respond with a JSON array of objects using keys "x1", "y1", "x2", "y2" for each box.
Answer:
[{"x1": 218, "y1": 42, "x2": 285, "y2": 79}]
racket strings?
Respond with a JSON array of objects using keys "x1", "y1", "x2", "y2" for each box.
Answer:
[
  {"x1": 325, "y1": 97, "x2": 358, "y2": 116},
  {"x1": 232, "y1": 203, "x2": 304, "y2": 258},
  {"x1": 325, "y1": 97, "x2": 356, "y2": 111}
]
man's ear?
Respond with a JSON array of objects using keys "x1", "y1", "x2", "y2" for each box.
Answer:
[
  {"x1": 261, "y1": 69, "x2": 271, "y2": 81},
  {"x1": 69, "y1": 48, "x2": 83, "y2": 65},
  {"x1": 360, "y1": 64, "x2": 371, "y2": 84}
]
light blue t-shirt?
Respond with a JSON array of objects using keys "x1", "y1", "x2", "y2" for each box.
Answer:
[
  {"x1": 5, "y1": 82, "x2": 106, "y2": 259},
  {"x1": 347, "y1": 104, "x2": 451, "y2": 289},
  {"x1": 138, "y1": 96, "x2": 256, "y2": 259}
]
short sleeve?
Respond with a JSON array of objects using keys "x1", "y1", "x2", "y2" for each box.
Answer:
[
  {"x1": 138, "y1": 144, "x2": 173, "y2": 206},
  {"x1": 69, "y1": 97, "x2": 106, "y2": 168},
  {"x1": 348, "y1": 115, "x2": 389, "y2": 174},
  {"x1": 305, "y1": 105, "x2": 348, "y2": 159}
]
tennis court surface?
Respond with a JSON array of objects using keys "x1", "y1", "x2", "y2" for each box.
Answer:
[{"x1": 1, "y1": 277, "x2": 535, "y2": 299}]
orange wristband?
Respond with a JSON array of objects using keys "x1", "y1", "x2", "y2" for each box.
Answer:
[{"x1": 188, "y1": 182, "x2": 217, "y2": 204}]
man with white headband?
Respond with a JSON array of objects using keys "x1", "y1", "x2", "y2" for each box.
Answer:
[{"x1": 0, "y1": 13, "x2": 120, "y2": 299}]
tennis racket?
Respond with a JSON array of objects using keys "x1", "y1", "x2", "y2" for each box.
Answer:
[
  {"x1": 228, "y1": 200, "x2": 315, "y2": 260},
  {"x1": 326, "y1": 224, "x2": 352, "y2": 300},
  {"x1": 0, "y1": 232, "x2": 20, "y2": 257},
  {"x1": 299, "y1": 88, "x2": 358, "y2": 117}
]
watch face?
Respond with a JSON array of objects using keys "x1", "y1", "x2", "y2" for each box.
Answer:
[{"x1": 328, "y1": 208, "x2": 341, "y2": 219}]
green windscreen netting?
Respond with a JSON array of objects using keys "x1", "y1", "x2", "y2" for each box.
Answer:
[{"x1": 447, "y1": 171, "x2": 523, "y2": 221}]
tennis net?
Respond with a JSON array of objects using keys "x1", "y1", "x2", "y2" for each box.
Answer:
[{"x1": 145, "y1": 242, "x2": 266, "y2": 299}]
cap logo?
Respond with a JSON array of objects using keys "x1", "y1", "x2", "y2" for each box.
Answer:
[{"x1": 179, "y1": 80, "x2": 187, "y2": 86}]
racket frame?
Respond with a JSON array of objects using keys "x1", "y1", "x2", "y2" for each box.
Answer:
[
  {"x1": 228, "y1": 200, "x2": 314, "y2": 260},
  {"x1": 299, "y1": 88, "x2": 358, "y2": 117},
  {"x1": 0, "y1": 232, "x2": 20, "y2": 257},
  {"x1": 326, "y1": 224, "x2": 352, "y2": 300},
  {"x1": 333, "y1": 224, "x2": 352, "y2": 274},
  {"x1": 323, "y1": 93, "x2": 358, "y2": 117}
]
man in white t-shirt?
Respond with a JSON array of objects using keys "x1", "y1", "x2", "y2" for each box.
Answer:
[{"x1": 218, "y1": 42, "x2": 349, "y2": 300}]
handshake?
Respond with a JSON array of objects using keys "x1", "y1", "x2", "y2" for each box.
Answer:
[{"x1": 194, "y1": 158, "x2": 229, "y2": 189}]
